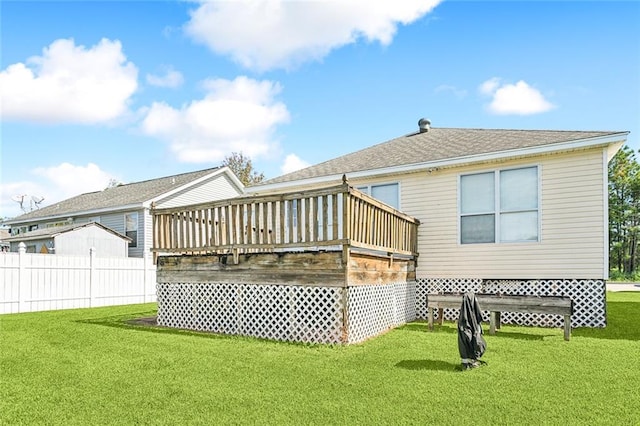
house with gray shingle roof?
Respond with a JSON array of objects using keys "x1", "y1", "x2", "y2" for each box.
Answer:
[
  {"x1": 247, "y1": 122, "x2": 629, "y2": 327},
  {"x1": 5, "y1": 167, "x2": 244, "y2": 257}
]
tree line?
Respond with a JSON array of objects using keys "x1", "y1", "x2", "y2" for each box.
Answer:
[{"x1": 609, "y1": 145, "x2": 640, "y2": 278}]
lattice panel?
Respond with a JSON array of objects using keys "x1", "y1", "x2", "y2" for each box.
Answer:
[
  {"x1": 289, "y1": 286, "x2": 345, "y2": 343},
  {"x1": 482, "y1": 279, "x2": 606, "y2": 328},
  {"x1": 347, "y1": 281, "x2": 417, "y2": 344},
  {"x1": 394, "y1": 281, "x2": 417, "y2": 324},
  {"x1": 415, "y1": 278, "x2": 482, "y2": 320},
  {"x1": 416, "y1": 278, "x2": 606, "y2": 328},
  {"x1": 157, "y1": 282, "x2": 344, "y2": 344}
]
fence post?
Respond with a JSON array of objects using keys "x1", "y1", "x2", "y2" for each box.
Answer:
[
  {"x1": 89, "y1": 247, "x2": 96, "y2": 307},
  {"x1": 18, "y1": 242, "x2": 28, "y2": 313}
]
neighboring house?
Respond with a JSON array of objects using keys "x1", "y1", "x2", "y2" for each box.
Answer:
[
  {"x1": 0, "y1": 228, "x2": 10, "y2": 252},
  {"x1": 247, "y1": 122, "x2": 629, "y2": 327},
  {"x1": 5, "y1": 222, "x2": 131, "y2": 257},
  {"x1": 5, "y1": 167, "x2": 244, "y2": 258}
]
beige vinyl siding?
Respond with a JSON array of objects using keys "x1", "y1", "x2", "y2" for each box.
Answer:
[
  {"x1": 394, "y1": 148, "x2": 607, "y2": 279},
  {"x1": 155, "y1": 174, "x2": 242, "y2": 209}
]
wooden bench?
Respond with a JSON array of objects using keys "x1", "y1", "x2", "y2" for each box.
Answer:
[{"x1": 426, "y1": 293, "x2": 574, "y2": 341}]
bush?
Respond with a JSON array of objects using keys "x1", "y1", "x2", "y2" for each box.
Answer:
[{"x1": 609, "y1": 269, "x2": 640, "y2": 282}]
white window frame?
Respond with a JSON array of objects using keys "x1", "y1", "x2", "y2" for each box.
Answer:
[
  {"x1": 458, "y1": 165, "x2": 541, "y2": 244},
  {"x1": 355, "y1": 181, "x2": 401, "y2": 210}
]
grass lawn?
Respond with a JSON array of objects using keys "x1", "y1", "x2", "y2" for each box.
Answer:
[{"x1": 2, "y1": 292, "x2": 639, "y2": 425}]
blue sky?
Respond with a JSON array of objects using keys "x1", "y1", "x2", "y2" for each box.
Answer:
[{"x1": 1, "y1": 1, "x2": 639, "y2": 219}]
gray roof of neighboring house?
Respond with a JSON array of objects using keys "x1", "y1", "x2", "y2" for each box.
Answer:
[
  {"x1": 5, "y1": 222, "x2": 131, "y2": 242},
  {"x1": 261, "y1": 127, "x2": 624, "y2": 185},
  {"x1": 8, "y1": 167, "x2": 222, "y2": 223}
]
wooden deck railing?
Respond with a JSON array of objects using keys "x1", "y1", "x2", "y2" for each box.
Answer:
[{"x1": 151, "y1": 181, "x2": 420, "y2": 258}]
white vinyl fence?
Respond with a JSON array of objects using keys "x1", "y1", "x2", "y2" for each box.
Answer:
[{"x1": 0, "y1": 244, "x2": 156, "y2": 314}]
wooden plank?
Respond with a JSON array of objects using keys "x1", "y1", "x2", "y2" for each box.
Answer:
[
  {"x1": 278, "y1": 200, "x2": 285, "y2": 245},
  {"x1": 287, "y1": 199, "x2": 294, "y2": 244},
  {"x1": 312, "y1": 196, "x2": 319, "y2": 242},
  {"x1": 228, "y1": 204, "x2": 235, "y2": 246},
  {"x1": 170, "y1": 213, "x2": 177, "y2": 249},
  {"x1": 332, "y1": 194, "x2": 338, "y2": 240},
  {"x1": 270, "y1": 201, "x2": 276, "y2": 245},
  {"x1": 247, "y1": 203, "x2": 253, "y2": 244},
  {"x1": 322, "y1": 195, "x2": 329, "y2": 241},
  {"x1": 156, "y1": 251, "x2": 348, "y2": 286},
  {"x1": 261, "y1": 201, "x2": 269, "y2": 244},
  {"x1": 304, "y1": 198, "x2": 311, "y2": 243},
  {"x1": 153, "y1": 239, "x2": 349, "y2": 253},
  {"x1": 192, "y1": 210, "x2": 197, "y2": 248},
  {"x1": 296, "y1": 199, "x2": 302, "y2": 243}
]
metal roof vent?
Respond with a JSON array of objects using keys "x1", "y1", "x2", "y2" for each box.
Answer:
[{"x1": 418, "y1": 118, "x2": 431, "y2": 133}]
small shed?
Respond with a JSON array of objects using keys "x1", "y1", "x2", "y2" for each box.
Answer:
[{"x1": 6, "y1": 222, "x2": 131, "y2": 257}]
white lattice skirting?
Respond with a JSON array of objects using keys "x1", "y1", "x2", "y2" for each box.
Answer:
[
  {"x1": 416, "y1": 278, "x2": 606, "y2": 328},
  {"x1": 156, "y1": 281, "x2": 417, "y2": 345}
]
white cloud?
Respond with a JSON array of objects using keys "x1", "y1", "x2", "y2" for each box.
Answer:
[
  {"x1": 185, "y1": 0, "x2": 441, "y2": 71},
  {"x1": 281, "y1": 154, "x2": 310, "y2": 175},
  {"x1": 0, "y1": 38, "x2": 138, "y2": 124},
  {"x1": 1, "y1": 163, "x2": 116, "y2": 218},
  {"x1": 478, "y1": 77, "x2": 500, "y2": 95},
  {"x1": 146, "y1": 68, "x2": 184, "y2": 88},
  {"x1": 141, "y1": 76, "x2": 290, "y2": 163},
  {"x1": 479, "y1": 78, "x2": 555, "y2": 115},
  {"x1": 435, "y1": 84, "x2": 467, "y2": 98}
]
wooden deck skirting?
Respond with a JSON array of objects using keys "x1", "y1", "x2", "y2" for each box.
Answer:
[
  {"x1": 427, "y1": 293, "x2": 574, "y2": 341},
  {"x1": 151, "y1": 179, "x2": 420, "y2": 262},
  {"x1": 157, "y1": 250, "x2": 416, "y2": 287}
]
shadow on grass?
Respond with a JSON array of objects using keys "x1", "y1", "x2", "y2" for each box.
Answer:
[
  {"x1": 395, "y1": 359, "x2": 462, "y2": 372},
  {"x1": 77, "y1": 313, "x2": 335, "y2": 348},
  {"x1": 77, "y1": 313, "x2": 239, "y2": 341},
  {"x1": 400, "y1": 321, "x2": 546, "y2": 340}
]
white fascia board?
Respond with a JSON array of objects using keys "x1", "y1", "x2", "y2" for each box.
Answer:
[
  {"x1": 145, "y1": 167, "x2": 245, "y2": 207},
  {"x1": 5, "y1": 203, "x2": 145, "y2": 226},
  {"x1": 249, "y1": 132, "x2": 629, "y2": 193}
]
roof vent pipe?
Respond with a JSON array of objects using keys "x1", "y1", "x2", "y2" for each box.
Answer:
[{"x1": 418, "y1": 118, "x2": 431, "y2": 133}]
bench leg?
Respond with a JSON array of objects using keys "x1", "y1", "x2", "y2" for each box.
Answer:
[
  {"x1": 428, "y1": 307, "x2": 434, "y2": 331},
  {"x1": 489, "y1": 311, "x2": 497, "y2": 335},
  {"x1": 564, "y1": 315, "x2": 571, "y2": 341},
  {"x1": 438, "y1": 308, "x2": 444, "y2": 326}
]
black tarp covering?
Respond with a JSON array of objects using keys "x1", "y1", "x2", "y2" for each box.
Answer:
[{"x1": 457, "y1": 292, "x2": 486, "y2": 367}]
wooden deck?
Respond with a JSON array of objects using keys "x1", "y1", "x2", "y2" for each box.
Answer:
[{"x1": 151, "y1": 178, "x2": 420, "y2": 263}]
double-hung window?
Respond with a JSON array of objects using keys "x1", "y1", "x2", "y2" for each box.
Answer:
[{"x1": 460, "y1": 166, "x2": 539, "y2": 244}]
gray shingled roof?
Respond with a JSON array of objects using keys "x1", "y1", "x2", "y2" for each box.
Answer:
[
  {"x1": 9, "y1": 167, "x2": 221, "y2": 222},
  {"x1": 5, "y1": 222, "x2": 131, "y2": 242},
  {"x1": 262, "y1": 127, "x2": 621, "y2": 185}
]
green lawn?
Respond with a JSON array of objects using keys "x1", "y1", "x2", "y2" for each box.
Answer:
[{"x1": 2, "y1": 293, "x2": 639, "y2": 425}]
